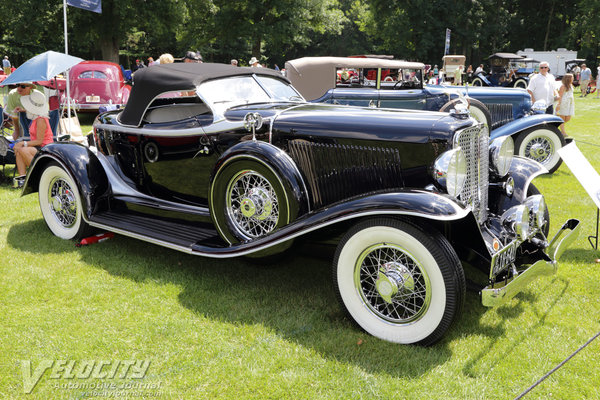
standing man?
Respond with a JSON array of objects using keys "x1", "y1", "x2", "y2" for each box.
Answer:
[
  {"x1": 527, "y1": 61, "x2": 558, "y2": 114},
  {"x1": 579, "y1": 64, "x2": 592, "y2": 97},
  {"x1": 2, "y1": 56, "x2": 11, "y2": 75}
]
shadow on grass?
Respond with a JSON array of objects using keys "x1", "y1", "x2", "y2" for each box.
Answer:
[{"x1": 8, "y1": 219, "x2": 569, "y2": 377}]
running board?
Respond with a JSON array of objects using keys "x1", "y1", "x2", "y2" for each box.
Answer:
[{"x1": 88, "y1": 211, "x2": 226, "y2": 253}]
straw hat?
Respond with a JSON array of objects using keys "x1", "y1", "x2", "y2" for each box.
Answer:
[
  {"x1": 21, "y1": 89, "x2": 49, "y2": 117},
  {"x1": 249, "y1": 57, "x2": 258, "y2": 65}
]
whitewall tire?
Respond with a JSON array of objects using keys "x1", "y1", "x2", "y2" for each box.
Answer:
[
  {"x1": 38, "y1": 164, "x2": 91, "y2": 240},
  {"x1": 514, "y1": 126, "x2": 564, "y2": 173},
  {"x1": 332, "y1": 218, "x2": 465, "y2": 345}
]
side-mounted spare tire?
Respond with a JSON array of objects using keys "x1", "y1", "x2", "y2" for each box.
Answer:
[
  {"x1": 440, "y1": 97, "x2": 492, "y2": 130},
  {"x1": 209, "y1": 143, "x2": 309, "y2": 250}
]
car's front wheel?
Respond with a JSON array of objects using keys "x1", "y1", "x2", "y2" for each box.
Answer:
[
  {"x1": 38, "y1": 164, "x2": 93, "y2": 240},
  {"x1": 471, "y1": 77, "x2": 485, "y2": 86},
  {"x1": 210, "y1": 159, "x2": 292, "y2": 244},
  {"x1": 332, "y1": 218, "x2": 465, "y2": 345},
  {"x1": 514, "y1": 126, "x2": 564, "y2": 173}
]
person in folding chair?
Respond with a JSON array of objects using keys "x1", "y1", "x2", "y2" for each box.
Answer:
[{"x1": 12, "y1": 90, "x2": 54, "y2": 188}]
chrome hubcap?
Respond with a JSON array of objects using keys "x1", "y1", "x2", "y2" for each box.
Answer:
[
  {"x1": 375, "y1": 262, "x2": 416, "y2": 304},
  {"x1": 355, "y1": 243, "x2": 431, "y2": 323},
  {"x1": 226, "y1": 170, "x2": 279, "y2": 239},
  {"x1": 240, "y1": 187, "x2": 273, "y2": 220},
  {"x1": 48, "y1": 177, "x2": 77, "y2": 228},
  {"x1": 525, "y1": 137, "x2": 553, "y2": 164}
]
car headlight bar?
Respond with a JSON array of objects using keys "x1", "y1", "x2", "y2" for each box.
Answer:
[
  {"x1": 432, "y1": 148, "x2": 467, "y2": 198},
  {"x1": 489, "y1": 136, "x2": 514, "y2": 177}
]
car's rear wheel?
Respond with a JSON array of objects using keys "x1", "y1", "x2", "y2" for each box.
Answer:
[
  {"x1": 332, "y1": 218, "x2": 465, "y2": 345},
  {"x1": 515, "y1": 126, "x2": 564, "y2": 173},
  {"x1": 514, "y1": 78, "x2": 528, "y2": 89},
  {"x1": 210, "y1": 159, "x2": 292, "y2": 244},
  {"x1": 38, "y1": 164, "x2": 93, "y2": 240},
  {"x1": 440, "y1": 98, "x2": 492, "y2": 130},
  {"x1": 471, "y1": 77, "x2": 485, "y2": 86}
]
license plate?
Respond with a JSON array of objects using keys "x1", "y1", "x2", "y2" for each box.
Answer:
[
  {"x1": 86, "y1": 95, "x2": 100, "y2": 103},
  {"x1": 490, "y1": 240, "x2": 518, "y2": 277}
]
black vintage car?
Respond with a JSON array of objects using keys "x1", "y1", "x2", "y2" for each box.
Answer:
[{"x1": 21, "y1": 63, "x2": 579, "y2": 345}]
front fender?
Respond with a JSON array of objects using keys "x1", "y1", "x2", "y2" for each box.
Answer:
[
  {"x1": 191, "y1": 190, "x2": 472, "y2": 256},
  {"x1": 22, "y1": 143, "x2": 109, "y2": 218},
  {"x1": 489, "y1": 156, "x2": 548, "y2": 215},
  {"x1": 490, "y1": 113, "x2": 563, "y2": 140}
]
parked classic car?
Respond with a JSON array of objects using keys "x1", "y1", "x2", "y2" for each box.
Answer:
[
  {"x1": 285, "y1": 56, "x2": 566, "y2": 173},
  {"x1": 63, "y1": 60, "x2": 131, "y2": 112},
  {"x1": 441, "y1": 54, "x2": 465, "y2": 84},
  {"x1": 22, "y1": 63, "x2": 579, "y2": 345},
  {"x1": 471, "y1": 53, "x2": 530, "y2": 89}
]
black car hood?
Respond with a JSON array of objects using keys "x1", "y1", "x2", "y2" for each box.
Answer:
[{"x1": 225, "y1": 103, "x2": 473, "y2": 144}]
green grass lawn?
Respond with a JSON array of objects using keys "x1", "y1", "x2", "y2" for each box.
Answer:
[{"x1": 2, "y1": 96, "x2": 600, "y2": 399}]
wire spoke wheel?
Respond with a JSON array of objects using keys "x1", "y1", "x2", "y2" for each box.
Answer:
[
  {"x1": 38, "y1": 164, "x2": 93, "y2": 240},
  {"x1": 515, "y1": 126, "x2": 564, "y2": 173},
  {"x1": 333, "y1": 218, "x2": 465, "y2": 345},
  {"x1": 226, "y1": 170, "x2": 280, "y2": 239},
  {"x1": 210, "y1": 158, "x2": 293, "y2": 245},
  {"x1": 48, "y1": 177, "x2": 78, "y2": 228},
  {"x1": 356, "y1": 243, "x2": 431, "y2": 323}
]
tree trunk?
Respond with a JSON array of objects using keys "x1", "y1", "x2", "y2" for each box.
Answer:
[
  {"x1": 543, "y1": 1, "x2": 555, "y2": 51},
  {"x1": 100, "y1": 36, "x2": 120, "y2": 63},
  {"x1": 252, "y1": 35, "x2": 262, "y2": 58}
]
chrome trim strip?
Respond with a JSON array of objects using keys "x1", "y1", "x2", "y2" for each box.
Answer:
[{"x1": 94, "y1": 122, "x2": 207, "y2": 136}]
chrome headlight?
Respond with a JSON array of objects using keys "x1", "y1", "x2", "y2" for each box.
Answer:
[
  {"x1": 489, "y1": 136, "x2": 514, "y2": 177},
  {"x1": 524, "y1": 194, "x2": 547, "y2": 230},
  {"x1": 433, "y1": 148, "x2": 467, "y2": 197},
  {"x1": 501, "y1": 204, "x2": 530, "y2": 241}
]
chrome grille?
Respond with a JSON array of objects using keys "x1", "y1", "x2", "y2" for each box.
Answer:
[
  {"x1": 456, "y1": 124, "x2": 489, "y2": 223},
  {"x1": 486, "y1": 103, "x2": 514, "y2": 129}
]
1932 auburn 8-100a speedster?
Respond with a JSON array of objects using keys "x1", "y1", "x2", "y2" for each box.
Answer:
[{"x1": 21, "y1": 63, "x2": 579, "y2": 345}]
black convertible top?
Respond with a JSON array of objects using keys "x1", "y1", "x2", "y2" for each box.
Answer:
[{"x1": 118, "y1": 63, "x2": 289, "y2": 126}]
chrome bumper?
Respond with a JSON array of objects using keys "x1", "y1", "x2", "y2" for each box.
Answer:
[{"x1": 481, "y1": 219, "x2": 580, "y2": 307}]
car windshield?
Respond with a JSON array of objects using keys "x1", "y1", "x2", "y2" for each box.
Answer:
[{"x1": 198, "y1": 75, "x2": 303, "y2": 115}]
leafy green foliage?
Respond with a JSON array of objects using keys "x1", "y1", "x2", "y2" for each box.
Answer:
[{"x1": 0, "y1": 0, "x2": 598, "y2": 70}]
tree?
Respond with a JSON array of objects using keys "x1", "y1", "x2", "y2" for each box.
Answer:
[{"x1": 210, "y1": 0, "x2": 346, "y2": 65}]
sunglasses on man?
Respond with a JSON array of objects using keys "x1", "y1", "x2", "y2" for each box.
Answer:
[{"x1": 17, "y1": 84, "x2": 32, "y2": 89}]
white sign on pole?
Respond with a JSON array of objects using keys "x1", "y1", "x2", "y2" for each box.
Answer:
[{"x1": 557, "y1": 142, "x2": 600, "y2": 209}]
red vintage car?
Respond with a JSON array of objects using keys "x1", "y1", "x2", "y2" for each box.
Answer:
[{"x1": 63, "y1": 61, "x2": 131, "y2": 112}]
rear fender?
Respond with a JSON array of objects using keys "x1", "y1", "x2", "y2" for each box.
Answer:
[
  {"x1": 22, "y1": 143, "x2": 109, "y2": 218},
  {"x1": 490, "y1": 114, "x2": 563, "y2": 141}
]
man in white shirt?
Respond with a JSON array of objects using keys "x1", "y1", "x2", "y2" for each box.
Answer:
[{"x1": 527, "y1": 61, "x2": 557, "y2": 114}]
